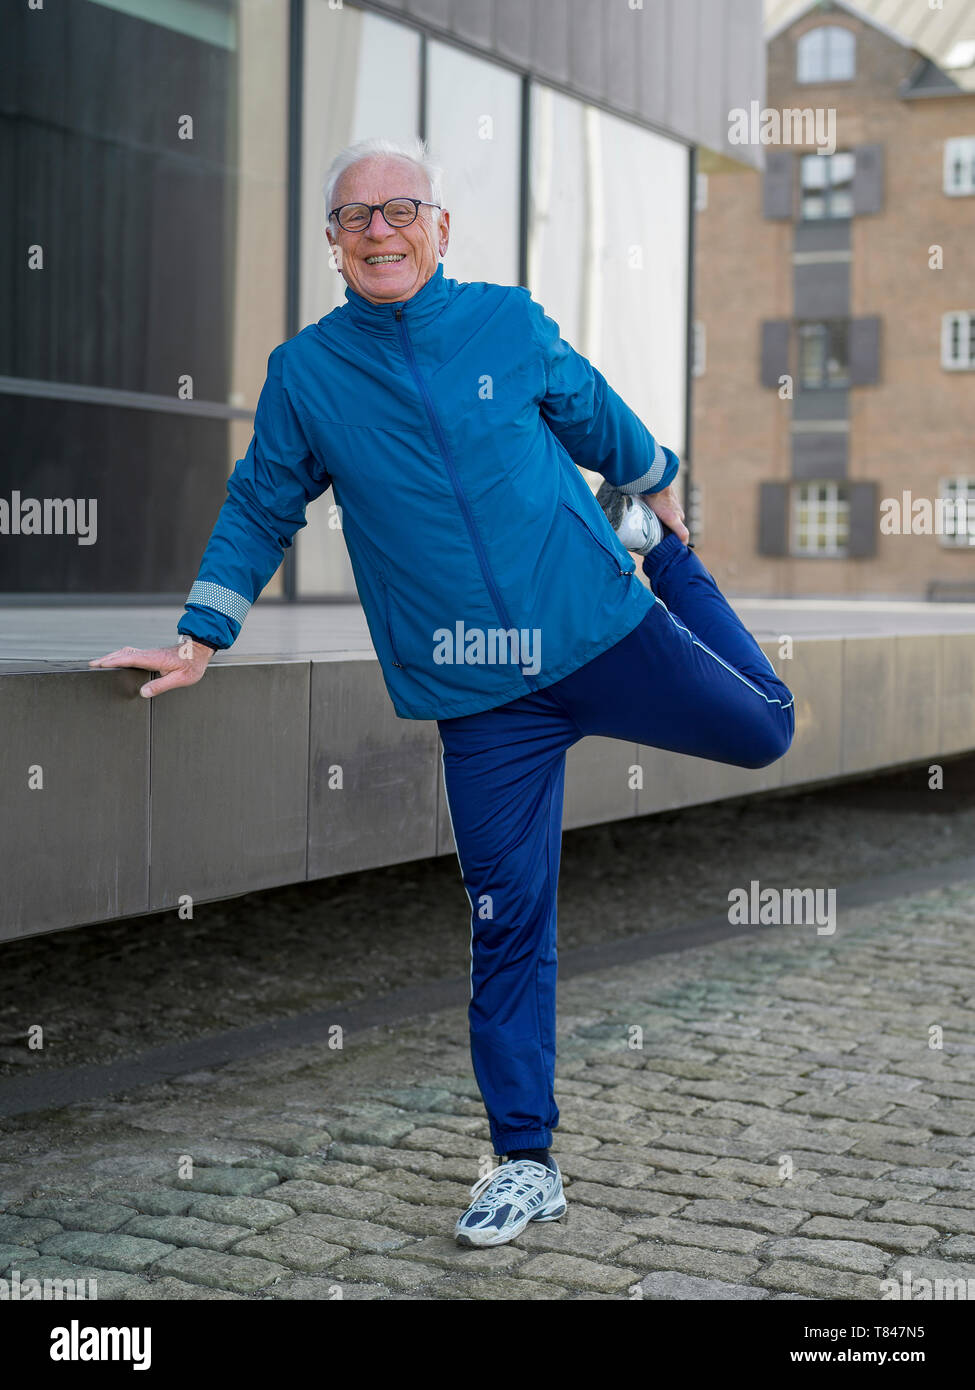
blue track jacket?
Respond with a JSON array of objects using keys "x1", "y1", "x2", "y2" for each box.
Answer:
[{"x1": 177, "y1": 262, "x2": 679, "y2": 720}]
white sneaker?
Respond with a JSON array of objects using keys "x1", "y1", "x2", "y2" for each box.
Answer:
[
  {"x1": 455, "y1": 1158, "x2": 566, "y2": 1248},
  {"x1": 596, "y1": 481, "x2": 664, "y2": 555}
]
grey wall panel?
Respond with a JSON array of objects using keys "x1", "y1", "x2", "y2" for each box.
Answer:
[
  {"x1": 893, "y1": 636, "x2": 943, "y2": 766},
  {"x1": 308, "y1": 658, "x2": 440, "y2": 877},
  {"x1": 941, "y1": 634, "x2": 975, "y2": 757},
  {"x1": 793, "y1": 388, "x2": 848, "y2": 423},
  {"x1": 696, "y1": 0, "x2": 732, "y2": 164},
  {"x1": 794, "y1": 260, "x2": 850, "y2": 319},
  {"x1": 562, "y1": 737, "x2": 638, "y2": 830},
  {"x1": 361, "y1": 0, "x2": 766, "y2": 166},
  {"x1": 405, "y1": 0, "x2": 452, "y2": 30},
  {"x1": 792, "y1": 430, "x2": 848, "y2": 479},
  {"x1": 603, "y1": 0, "x2": 641, "y2": 116},
  {"x1": 528, "y1": 0, "x2": 572, "y2": 85},
  {"x1": 793, "y1": 221, "x2": 850, "y2": 253},
  {"x1": 634, "y1": 0, "x2": 672, "y2": 130},
  {"x1": 0, "y1": 669, "x2": 149, "y2": 941},
  {"x1": 149, "y1": 662, "x2": 310, "y2": 911},
  {"x1": 668, "y1": 0, "x2": 701, "y2": 158},
  {"x1": 566, "y1": 0, "x2": 605, "y2": 102},
  {"x1": 494, "y1": 0, "x2": 532, "y2": 66},
  {"x1": 774, "y1": 638, "x2": 843, "y2": 787},
  {"x1": 449, "y1": 0, "x2": 494, "y2": 47},
  {"x1": 834, "y1": 636, "x2": 929, "y2": 778}
]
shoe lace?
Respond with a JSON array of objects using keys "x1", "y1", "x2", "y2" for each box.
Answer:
[{"x1": 466, "y1": 1159, "x2": 552, "y2": 1217}]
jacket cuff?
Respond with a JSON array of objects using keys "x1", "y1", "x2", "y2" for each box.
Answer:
[{"x1": 619, "y1": 443, "x2": 679, "y2": 496}]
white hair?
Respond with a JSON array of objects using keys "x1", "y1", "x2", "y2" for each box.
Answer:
[{"x1": 323, "y1": 136, "x2": 444, "y2": 228}]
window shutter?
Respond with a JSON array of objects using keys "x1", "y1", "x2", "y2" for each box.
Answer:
[
  {"x1": 760, "y1": 321, "x2": 791, "y2": 387},
  {"x1": 847, "y1": 482, "x2": 878, "y2": 557},
  {"x1": 852, "y1": 144, "x2": 885, "y2": 215},
  {"x1": 849, "y1": 317, "x2": 881, "y2": 385},
  {"x1": 763, "y1": 151, "x2": 794, "y2": 219},
  {"x1": 758, "y1": 482, "x2": 790, "y2": 556}
]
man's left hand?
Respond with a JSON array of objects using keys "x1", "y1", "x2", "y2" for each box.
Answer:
[{"x1": 641, "y1": 484, "x2": 689, "y2": 545}]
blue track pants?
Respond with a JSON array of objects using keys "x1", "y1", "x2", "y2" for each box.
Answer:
[{"x1": 437, "y1": 532, "x2": 796, "y2": 1157}]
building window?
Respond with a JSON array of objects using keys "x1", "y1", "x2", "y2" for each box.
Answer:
[
  {"x1": 791, "y1": 482, "x2": 850, "y2": 556},
  {"x1": 800, "y1": 151, "x2": 855, "y2": 219},
  {"x1": 797, "y1": 321, "x2": 849, "y2": 388},
  {"x1": 796, "y1": 25, "x2": 856, "y2": 82},
  {"x1": 692, "y1": 321, "x2": 706, "y2": 376},
  {"x1": 941, "y1": 312, "x2": 975, "y2": 369},
  {"x1": 944, "y1": 137, "x2": 975, "y2": 196},
  {"x1": 939, "y1": 478, "x2": 975, "y2": 547}
]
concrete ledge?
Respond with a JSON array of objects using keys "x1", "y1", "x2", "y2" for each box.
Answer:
[{"x1": 2, "y1": 631, "x2": 972, "y2": 942}]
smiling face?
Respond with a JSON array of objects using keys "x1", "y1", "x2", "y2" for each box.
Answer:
[{"x1": 325, "y1": 155, "x2": 449, "y2": 304}]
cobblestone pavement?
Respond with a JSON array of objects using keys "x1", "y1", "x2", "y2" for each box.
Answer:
[
  {"x1": 4, "y1": 756, "x2": 975, "y2": 1080},
  {"x1": 2, "y1": 875, "x2": 975, "y2": 1300}
]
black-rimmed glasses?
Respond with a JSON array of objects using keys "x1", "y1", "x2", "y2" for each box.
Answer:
[{"x1": 327, "y1": 197, "x2": 442, "y2": 232}]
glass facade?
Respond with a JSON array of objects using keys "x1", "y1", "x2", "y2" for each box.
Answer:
[
  {"x1": 528, "y1": 85, "x2": 688, "y2": 476},
  {"x1": 0, "y1": 0, "x2": 289, "y2": 595},
  {"x1": 3, "y1": 0, "x2": 691, "y2": 601}
]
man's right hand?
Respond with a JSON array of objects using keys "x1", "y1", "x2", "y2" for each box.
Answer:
[{"x1": 88, "y1": 638, "x2": 215, "y2": 698}]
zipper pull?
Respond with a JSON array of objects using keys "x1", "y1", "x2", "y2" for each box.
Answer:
[{"x1": 395, "y1": 307, "x2": 403, "y2": 321}]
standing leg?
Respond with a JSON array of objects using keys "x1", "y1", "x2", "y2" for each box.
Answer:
[{"x1": 438, "y1": 691, "x2": 579, "y2": 1158}]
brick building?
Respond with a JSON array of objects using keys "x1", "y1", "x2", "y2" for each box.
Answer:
[{"x1": 693, "y1": 0, "x2": 975, "y2": 598}]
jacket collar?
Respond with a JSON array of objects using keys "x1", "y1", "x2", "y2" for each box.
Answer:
[{"x1": 340, "y1": 261, "x2": 449, "y2": 335}]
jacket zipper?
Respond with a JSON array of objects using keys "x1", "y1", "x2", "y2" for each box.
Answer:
[
  {"x1": 394, "y1": 305, "x2": 538, "y2": 692},
  {"x1": 561, "y1": 499, "x2": 635, "y2": 577}
]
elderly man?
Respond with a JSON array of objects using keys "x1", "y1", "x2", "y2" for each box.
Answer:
[{"x1": 91, "y1": 136, "x2": 795, "y2": 1249}]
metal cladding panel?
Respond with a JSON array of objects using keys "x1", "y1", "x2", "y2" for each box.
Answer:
[
  {"x1": 361, "y1": 0, "x2": 766, "y2": 165},
  {"x1": 308, "y1": 657, "x2": 440, "y2": 877},
  {"x1": 563, "y1": 737, "x2": 638, "y2": 830},
  {"x1": 529, "y1": 0, "x2": 572, "y2": 86},
  {"x1": 0, "y1": 669, "x2": 149, "y2": 941},
  {"x1": 494, "y1": 0, "x2": 532, "y2": 66},
  {"x1": 566, "y1": 0, "x2": 606, "y2": 102},
  {"x1": 148, "y1": 661, "x2": 310, "y2": 911}
]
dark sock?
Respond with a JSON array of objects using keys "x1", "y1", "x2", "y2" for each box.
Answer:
[{"x1": 505, "y1": 1147, "x2": 554, "y2": 1170}]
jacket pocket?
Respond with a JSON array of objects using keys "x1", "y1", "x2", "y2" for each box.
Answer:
[
  {"x1": 560, "y1": 499, "x2": 635, "y2": 577},
  {"x1": 377, "y1": 573, "x2": 405, "y2": 668}
]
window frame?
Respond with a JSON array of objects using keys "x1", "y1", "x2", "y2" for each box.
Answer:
[
  {"x1": 799, "y1": 150, "x2": 855, "y2": 221},
  {"x1": 941, "y1": 312, "x2": 975, "y2": 370},
  {"x1": 790, "y1": 481, "x2": 851, "y2": 557},
  {"x1": 938, "y1": 476, "x2": 975, "y2": 548},
  {"x1": 797, "y1": 319, "x2": 850, "y2": 389},
  {"x1": 796, "y1": 24, "x2": 856, "y2": 84},
  {"x1": 943, "y1": 137, "x2": 975, "y2": 197}
]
